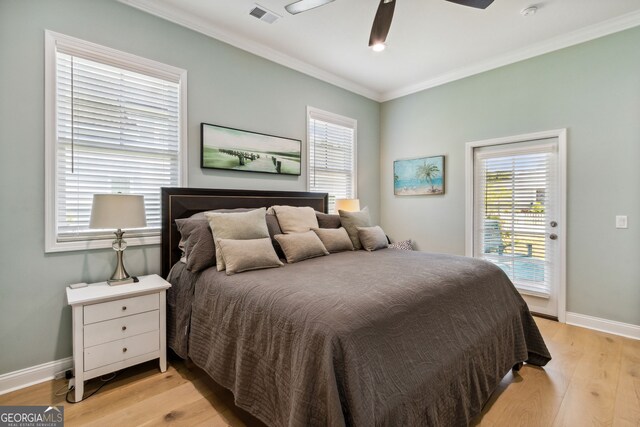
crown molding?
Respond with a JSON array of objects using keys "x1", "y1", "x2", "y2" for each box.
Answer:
[
  {"x1": 117, "y1": 0, "x2": 382, "y2": 102},
  {"x1": 119, "y1": 0, "x2": 640, "y2": 103},
  {"x1": 380, "y1": 9, "x2": 640, "y2": 101}
]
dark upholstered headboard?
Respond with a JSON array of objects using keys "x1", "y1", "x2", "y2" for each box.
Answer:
[{"x1": 161, "y1": 187, "x2": 329, "y2": 278}]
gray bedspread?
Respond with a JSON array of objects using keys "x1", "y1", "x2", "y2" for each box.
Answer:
[
  {"x1": 166, "y1": 261, "x2": 200, "y2": 359},
  {"x1": 167, "y1": 249, "x2": 550, "y2": 427}
]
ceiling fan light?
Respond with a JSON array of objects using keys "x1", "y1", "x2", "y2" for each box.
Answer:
[
  {"x1": 371, "y1": 42, "x2": 386, "y2": 52},
  {"x1": 285, "y1": 0, "x2": 335, "y2": 15}
]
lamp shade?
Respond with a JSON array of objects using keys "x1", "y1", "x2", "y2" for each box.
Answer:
[
  {"x1": 89, "y1": 194, "x2": 147, "y2": 230},
  {"x1": 335, "y1": 198, "x2": 361, "y2": 212}
]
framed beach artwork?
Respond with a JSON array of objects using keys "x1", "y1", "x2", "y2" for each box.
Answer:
[
  {"x1": 201, "y1": 123, "x2": 302, "y2": 176},
  {"x1": 394, "y1": 155, "x2": 445, "y2": 196}
]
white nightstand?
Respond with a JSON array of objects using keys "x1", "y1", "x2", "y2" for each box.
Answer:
[{"x1": 66, "y1": 274, "x2": 171, "y2": 402}]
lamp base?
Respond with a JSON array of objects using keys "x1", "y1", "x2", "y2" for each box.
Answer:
[
  {"x1": 108, "y1": 229, "x2": 135, "y2": 286},
  {"x1": 107, "y1": 277, "x2": 135, "y2": 286}
]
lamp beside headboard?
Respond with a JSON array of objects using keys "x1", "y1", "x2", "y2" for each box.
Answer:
[{"x1": 160, "y1": 188, "x2": 329, "y2": 278}]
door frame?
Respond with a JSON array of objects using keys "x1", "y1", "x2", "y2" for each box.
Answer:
[{"x1": 464, "y1": 129, "x2": 567, "y2": 323}]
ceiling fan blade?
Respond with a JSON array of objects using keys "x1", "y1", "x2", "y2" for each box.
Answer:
[
  {"x1": 285, "y1": 0, "x2": 335, "y2": 15},
  {"x1": 369, "y1": 0, "x2": 396, "y2": 47},
  {"x1": 444, "y1": 0, "x2": 494, "y2": 9}
]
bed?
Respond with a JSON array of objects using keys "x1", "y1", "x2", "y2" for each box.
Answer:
[{"x1": 161, "y1": 187, "x2": 551, "y2": 427}]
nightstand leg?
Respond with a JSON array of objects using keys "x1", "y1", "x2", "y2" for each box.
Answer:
[
  {"x1": 159, "y1": 290, "x2": 167, "y2": 373},
  {"x1": 72, "y1": 305, "x2": 85, "y2": 402},
  {"x1": 74, "y1": 377, "x2": 84, "y2": 402}
]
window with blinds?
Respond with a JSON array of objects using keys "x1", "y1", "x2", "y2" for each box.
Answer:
[
  {"x1": 307, "y1": 108, "x2": 357, "y2": 213},
  {"x1": 473, "y1": 140, "x2": 557, "y2": 298},
  {"x1": 45, "y1": 32, "x2": 186, "y2": 252}
]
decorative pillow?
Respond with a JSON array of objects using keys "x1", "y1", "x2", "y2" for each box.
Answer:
[
  {"x1": 175, "y1": 208, "x2": 276, "y2": 272},
  {"x1": 312, "y1": 227, "x2": 354, "y2": 253},
  {"x1": 175, "y1": 218, "x2": 215, "y2": 272},
  {"x1": 217, "y1": 238, "x2": 283, "y2": 275},
  {"x1": 274, "y1": 231, "x2": 329, "y2": 263},
  {"x1": 388, "y1": 240, "x2": 414, "y2": 251},
  {"x1": 316, "y1": 212, "x2": 341, "y2": 229},
  {"x1": 271, "y1": 205, "x2": 319, "y2": 233},
  {"x1": 338, "y1": 207, "x2": 371, "y2": 250},
  {"x1": 205, "y1": 208, "x2": 270, "y2": 271},
  {"x1": 357, "y1": 225, "x2": 389, "y2": 252}
]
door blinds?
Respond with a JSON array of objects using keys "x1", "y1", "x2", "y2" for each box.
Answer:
[
  {"x1": 474, "y1": 140, "x2": 557, "y2": 297},
  {"x1": 55, "y1": 52, "x2": 181, "y2": 242},
  {"x1": 308, "y1": 109, "x2": 356, "y2": 213}
]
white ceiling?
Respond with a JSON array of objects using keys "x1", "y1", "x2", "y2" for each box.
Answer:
[{"x1": 120, "y1": 0, "x2": 640, "y2": 101}]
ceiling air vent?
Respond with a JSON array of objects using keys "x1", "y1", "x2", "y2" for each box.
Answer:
[{"x1": 249, "y1": 4, "x2": 281, "y2": 24}]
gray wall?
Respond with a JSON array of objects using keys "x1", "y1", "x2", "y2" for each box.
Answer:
[
  {"x1": 0, "y1": 0, "x2": 380, "y2": 375},
  {"x1": 380, "y1": 27, "x2": 640, "y2": 326}
]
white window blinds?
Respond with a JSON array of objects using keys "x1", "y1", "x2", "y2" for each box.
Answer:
[
  {"x1": 473, "y1": 141, "x2": 557, "y2": 297},
  {"x1": 47, "y1": 32, "x2": 185, "y2": 251},
  {"x1": 307, "y1": 108, "x2": 356, "y2": 213}
]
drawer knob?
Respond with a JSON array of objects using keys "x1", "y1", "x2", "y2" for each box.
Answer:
[
  {"x1": 122, "y1": 326, "x2": 127, "y2": 331},
  {"x1": 122, "y1": 306, "x2": 127, "y2": 311},
  {"x1": 122, "y1": 347, "x2": 128, "y2": 353}
]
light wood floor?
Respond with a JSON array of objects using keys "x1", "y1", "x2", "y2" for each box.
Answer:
[{"x1": 1, "y1": 317, "x2": 638, "y2": 426}]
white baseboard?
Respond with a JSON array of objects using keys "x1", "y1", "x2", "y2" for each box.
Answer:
[
  {"x1": 566, "y1": 312, "x2": 640, "y2": 340},
  {"x1": 0, "y1": 357, "x2": 73, "y2": 396}
]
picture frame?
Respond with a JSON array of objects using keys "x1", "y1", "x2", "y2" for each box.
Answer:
[
  {"x1": 393, "y1": 155, "x2": 445, "y2": 196},
  {"x1": 201, "y1": 123, "x2": 302, "y2": 176}
]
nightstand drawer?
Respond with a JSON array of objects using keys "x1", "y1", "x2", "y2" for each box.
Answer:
[
  {"x1": 84, "y1": 293, "x2": 159, "y2": 325},
  {"x1": 83, "y1": 310, "x2": 159, "y2": 347},
  {"x1": 84, "y1": 330, "x2": 159, "y2": 371}
]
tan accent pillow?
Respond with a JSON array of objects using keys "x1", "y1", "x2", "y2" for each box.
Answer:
[
  {"x1": 205, "y1": 208, "x2": 269, "y2": 271},
  {"x1": 217, "y1": 238, "x2": 283, "y2": 275},
  {"x1": 312, "y1": 227, "x2": 354, "y2": 253},
  {"x1": 271, "y1": 205, "x2": 319, "y2": 233},
  {"x1": 274, "y1": 231, "x2": 329, "y2": 263},
  {"x1": 338, "y1": 207, "x2": 371, "y2": 250},
  {"x1": 357, "y1": 226, "x2": 388, "y2": 252}
]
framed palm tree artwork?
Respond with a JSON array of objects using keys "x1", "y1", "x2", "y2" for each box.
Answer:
[{"x1": 393, "y1": 155, "x2": 445, "y2": 196}]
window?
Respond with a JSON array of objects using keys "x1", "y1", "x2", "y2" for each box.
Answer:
[
  {"x1": 307, "y1": 107, "x2": 357, "y2": 213},
  {"x1": 45, "y1": 31, "x2": 187, "y2": 252}
]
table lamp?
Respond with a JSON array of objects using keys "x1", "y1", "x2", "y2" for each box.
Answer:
[
  {"x1": 335, "y1": 198, "x2": 361, "y2": 213},
  {"x1": 90, "y1": 194, "x2": 147, "y2": 286}
]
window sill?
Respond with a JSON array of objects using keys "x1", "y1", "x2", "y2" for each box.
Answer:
[
  {"x1": 45, "y1": 235, "x2": 160, "y2": 253},
  {"x1": 516, "y1": 285, "x2": 551, "y2": 300}
]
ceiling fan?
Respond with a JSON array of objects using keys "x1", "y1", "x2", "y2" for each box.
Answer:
[{"x1": 284, "y1": 0, "x2": 495, "y2": 51}]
